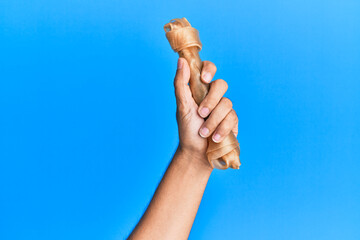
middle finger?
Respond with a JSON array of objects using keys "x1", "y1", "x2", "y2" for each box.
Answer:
[
  {"x1": 199, "y1": 97, "x2": 233, "y2": 138},
  {"x1": 198, "y1": 79, "x2": 228, "y2": 118}
]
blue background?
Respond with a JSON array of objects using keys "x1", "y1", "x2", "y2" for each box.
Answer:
[{"x1": 1, "y1": 0, "x2": 359, "y2": 239}]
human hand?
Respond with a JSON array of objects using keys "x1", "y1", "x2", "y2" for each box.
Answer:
[{"x1": 174, "y1": 58, "x2": 239, "y2": 169}]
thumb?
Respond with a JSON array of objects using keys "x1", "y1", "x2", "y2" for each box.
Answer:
[{"x1": 174, "y1": 58, "x2": 192, "y2": 106}]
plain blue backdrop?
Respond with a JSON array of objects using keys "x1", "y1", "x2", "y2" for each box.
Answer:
[{"x1": 1, "y1": 0, "x2": 359, "y2": 239}]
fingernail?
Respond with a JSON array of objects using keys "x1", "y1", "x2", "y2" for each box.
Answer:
[
  {"x1": 177, "y1": 58, "x2": 183, "y2": 69},
  {"x1": 213, "y1": 133, "x2": 221, "y2": 142},
  {"x1": 199, "y1": 127, "x2": 209, "y2": 138},
  {"x1": 199, "y1": 107, "x2": 210, "y2": 117},
  {"x1": 203, "y1": 72, "x2": 211, "y2": 83}
]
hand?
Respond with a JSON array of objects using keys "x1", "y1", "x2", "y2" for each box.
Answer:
[{"x1": 174, "y1": 58, "x2": 239, "y2": 169}]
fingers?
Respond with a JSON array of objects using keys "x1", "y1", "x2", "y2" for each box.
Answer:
[
  {"x1": 212, "y1": 109, "x2": 238, "y2": 142},
  {"x1": 198, "y1": 79, "x2": 228, "y2": 118},
  {"x1": 201, "y1": 61, "x2": 217, "y2": 83},
  {"x1": 199, "y1": 97, "x2": 235, "y2": 142},
  {"x1": 198, "y1": 62, "x2": 238, "y2": 142},
  {"x1": 174, "y1": 58, "x2": 192, "y2": 106}
]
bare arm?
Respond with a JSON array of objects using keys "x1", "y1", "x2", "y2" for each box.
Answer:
[
  {"x1": 128, "y1": 148, "x2": 211, "y2": 239},
  {"x1": 129, "y1": 58, "x2": 238, "y2": 239}
]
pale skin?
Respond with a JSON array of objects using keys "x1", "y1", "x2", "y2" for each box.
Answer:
[{"x1": 128, "y1": 58, "x2": 239, "y2": 240}]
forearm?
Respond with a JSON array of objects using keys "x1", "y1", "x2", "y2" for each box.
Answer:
[{"x1": 129, "y1": 147, "x2": 212, "y2": 240}]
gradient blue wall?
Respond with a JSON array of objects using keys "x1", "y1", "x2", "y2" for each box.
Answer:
[{"x1": 1, "y1": 0, "x2": 359, "y2": 239}]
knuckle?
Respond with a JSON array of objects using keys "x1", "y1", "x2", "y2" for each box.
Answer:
[
  {"x1": 201, "y1": 98, "x2": 214, "y2": 110},
  {"x1": 203, "y1": 121, "x2": 216, "y2": 133},
  {"x1": 208, "y1": 113, "x2": 224, "y2": 131},
  {"x1": 230, "y1": 109, "x2": 239, "y2": 120},
  {"x1": 217, "y1": 124, "x2": 229, "y2": 136},
  {"x1": 173, "y1": 74, "x2": 180, "y2": 87},
  {"x1": 221, "y1": 79, "x2": 228, "y2": 88},
  {"x1": 203, "y1": 60, "x2": 211, "y2": 66},
  {"x1": 173, "y1": 76, "x2": 185, "y2": 90},
  {"x1": 219, "y1": 79, "x2": 228, "y2": 90},
  {"x1": 211, "y1": 79, "x2": 219, "y2": 86},
  {"x1": 209, "y1": 62, "x2": 217, "y2": 72},
  {"x1": 174, "y1": 82, "x2": 181, "y2": 95},
  {"x1": 231, "y1": 109, "x2": 238, "y2": 122},
  {"x1": 222, "y1": 97, "x2": 233, "y2": 108},
  {"x1": 204, "y1": 60, "x2": 217, "y2": 71},
  {"x1": 215, "y1": 125, "x2": 225, "y2": 134},
  {"x1": 212, "y1": 79, "x2": 228, "y2": 91},
  {"x1": 205, "y1": 115, "x2": 221, "y2": 131},
  {"x1": 234, "y1": 115, "x2": 239, "y2": 125}
]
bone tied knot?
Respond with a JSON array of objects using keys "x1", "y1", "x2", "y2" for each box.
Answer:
[
  {"x1": 164, "y1": 18, "x2": 202, "y2": 53},
  {"x1": 164, "y1": 18, "x2": 241, "y2": 170}
]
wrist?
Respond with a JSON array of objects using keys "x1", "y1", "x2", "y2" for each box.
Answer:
[{"x1": 175, "y1": 146, "x2": 213, "y2": 173}]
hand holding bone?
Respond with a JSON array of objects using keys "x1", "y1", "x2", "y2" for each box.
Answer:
[
  {"x1": 165, "y1": 18, "x2": 241, "y2": 169},
  {"x1": 174, "y1": 58, "x2": 240, "y2": 170}
]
